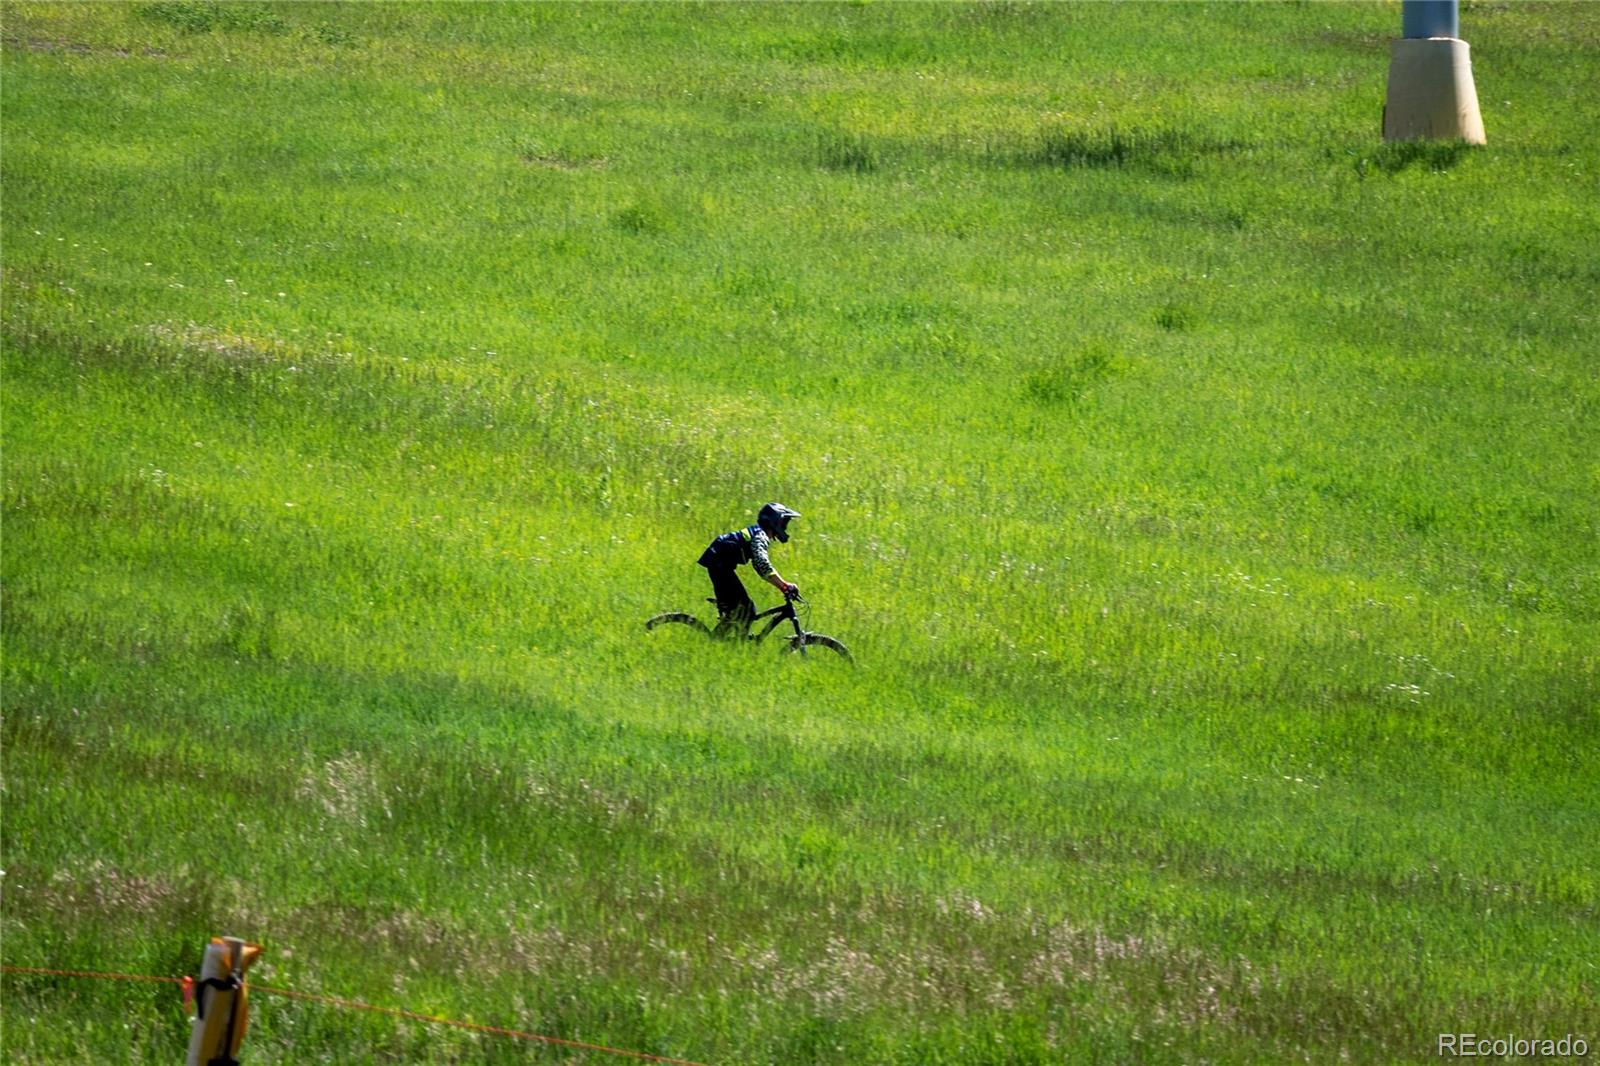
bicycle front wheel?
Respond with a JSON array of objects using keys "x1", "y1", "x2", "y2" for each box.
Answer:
[
  {"x1": 645, "y1": 612, "x2": 712, "y2": 636},
  {"x1": 785, "y1": 632, "x2": 854, "y2": 663}
]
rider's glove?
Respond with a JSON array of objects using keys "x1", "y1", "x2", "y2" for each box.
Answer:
[{"x1": 784, "y1": 583, "x2": 800, "y2": 599}]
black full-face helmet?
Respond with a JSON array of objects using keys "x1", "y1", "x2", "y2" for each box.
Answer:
[{"x1": 757, "y1": 502, "x2": 800, "y2": 543}]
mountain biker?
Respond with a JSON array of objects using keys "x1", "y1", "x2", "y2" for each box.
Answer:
[{"x1": 698, "y1": 503, "x2": 800, "y2": 637}]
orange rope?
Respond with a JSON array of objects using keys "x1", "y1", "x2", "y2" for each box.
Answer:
[
  {"x1": 1, "y1": 965, "x2": 182, "y2": 985},
  {"x1": 2, "y1": 965, "x2": 710, "y2": 1066}
]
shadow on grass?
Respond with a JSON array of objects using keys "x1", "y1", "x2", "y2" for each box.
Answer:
[
  {"x1": 1016, "y1": 124, "x2": 1253, "y2": 179},
  {"x1": 1356, "y1": 139, "x2": 1477, "y2": 177}
]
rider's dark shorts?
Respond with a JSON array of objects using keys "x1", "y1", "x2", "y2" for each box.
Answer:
[{"x1": 705, "y1": 564, "x2": 755, "y2": 625}]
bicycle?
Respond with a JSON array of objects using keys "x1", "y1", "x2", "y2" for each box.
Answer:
[{"x1": 645, "y1": 591, "x2": 853, "y2": 662}]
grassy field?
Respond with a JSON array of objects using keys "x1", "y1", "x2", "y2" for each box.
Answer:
[{"x1": 3, "y1": 2, "x2": 1597, "y2": 1062}]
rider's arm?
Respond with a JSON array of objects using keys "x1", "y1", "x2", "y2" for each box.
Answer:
[{"x1": 750, "y1": 528, "x2": 798, "y2": 594}]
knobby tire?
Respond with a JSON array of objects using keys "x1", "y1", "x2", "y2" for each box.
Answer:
[
  {"x1": 786, "y1": 632, "x2": 854, "y2": 663},
  {"x1": 644, "y1": 612, "x2": 713, "y2": 636}
]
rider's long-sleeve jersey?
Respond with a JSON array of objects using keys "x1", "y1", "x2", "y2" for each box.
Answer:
[
  {"x1": 697, "y1": 524, "x2": 776, "y2": 578},
  {"x1": 746, "y1": 527, "x2": 775, "y2": 578}
]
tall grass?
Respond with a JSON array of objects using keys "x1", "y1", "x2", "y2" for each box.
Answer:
[{"x1": 3, "y1": 2, "x2": 1597, "y2": 1062}]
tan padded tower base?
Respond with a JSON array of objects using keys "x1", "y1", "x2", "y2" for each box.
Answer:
[{"x1": 1384, "y1": 37, "x2": 1486, "y2": 144}]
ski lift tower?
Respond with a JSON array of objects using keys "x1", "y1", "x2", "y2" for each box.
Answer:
[{"x1": 1383, "y1": 0, "x2": 1485, "y2": 143}]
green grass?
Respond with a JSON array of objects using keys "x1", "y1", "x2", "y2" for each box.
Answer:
[{"x1": 3, "y1": 2, "x2": 1597, "y2": 1062}]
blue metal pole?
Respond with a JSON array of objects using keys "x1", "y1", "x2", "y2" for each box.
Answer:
[{"x1": 1402, "y1": 0, "x2": 1458, "y2": 40}]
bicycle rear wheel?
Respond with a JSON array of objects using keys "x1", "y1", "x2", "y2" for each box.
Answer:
[
  {"x1": 785, "y1": 632, "x2": 854, "y2": 662},
  {"x1": 645, "y1": 612, "x2": 712, "y2": 636}
]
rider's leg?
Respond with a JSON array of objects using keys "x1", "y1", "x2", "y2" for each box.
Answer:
[{"x1": 707, "y1": 566, "x2": 755, "y2": 639}]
